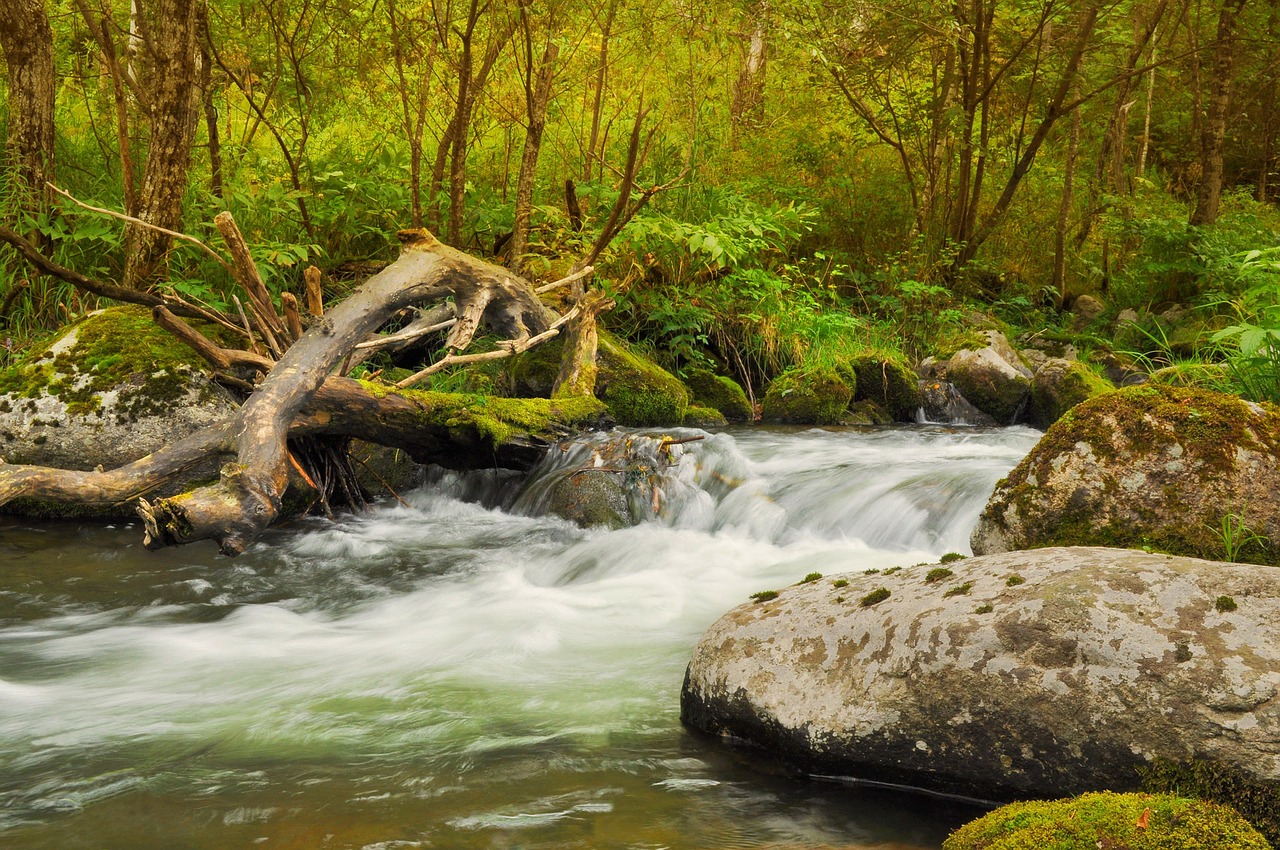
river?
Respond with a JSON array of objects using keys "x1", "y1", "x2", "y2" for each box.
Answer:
[{"x1": 0, "y1": 424, "x2": 1039, "y2": 849}]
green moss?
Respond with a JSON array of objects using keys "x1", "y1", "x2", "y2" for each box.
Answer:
[
  {"x1": 860, "y1": 587, "x2": 891, "y2": 607},
  {"x1": 1006, "y1": 575, "x2": 1026, "y2": 586},
  {"x1": 850, "y1": 354, "x2": 922, "y2": 421},
  {"x1": 990, "y1": 385, "x2": 1280, "y2": 564},
  {"x1": 0, "y1": 306, "x2": 218, "y2": 422},
  {"x1": 761, "y1": 366, "x2": 853, "y2": 425},
  {"x1": 684, "y1": 367, "x2": 753, "y2": 422},
  {"x1": 682, "y1": 404, "x2": 728, "y2": 428},
  {"x1": 842, "y1": 399, "x2": 892, "y2": 425},
  {"x1": 1215, "y1": 595, "x2": 1239, "y2": 612},
  {"x1": 925, "y1": 567, "x2": 954, "y2": 583},
  {"x1": 1140, "y1": 758, "x2": 1280, "y2": 846},
  {"x1": 975, "y1": 603, "x2": 994, "y2": 614},
  {"x1": 1030, "y1": 359, "x2": 1115, "y2": 428},
  {"x1": 943, "y1": 792, "x2": 1270, "y2": 850}
]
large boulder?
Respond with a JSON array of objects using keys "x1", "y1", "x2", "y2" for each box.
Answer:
[
  {"x1": 1028, "y1": 357, "x2": 1113, "y2": 428},
  {"x1": 972, "y1": 385, "x2": 1280, "y2": 565},
  {"x1": 946, "y1": 332, "x2": 1032, "y2": 424},
  {"x1": 681, "y1": 547, "x2": 1280, "y2": 801},
  {"x1": 849, "y1": 354, "x2": 922, "y2": 422},
  {"x1": 0, "y1": 306, "x2": 239, "y2": 472}
]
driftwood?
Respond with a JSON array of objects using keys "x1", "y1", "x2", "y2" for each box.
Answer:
[{"x1": 0, "y1": 221, "x2": 613, "y2": 555}]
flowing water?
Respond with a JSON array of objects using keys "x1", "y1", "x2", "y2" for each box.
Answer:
[{"x1": 0, "y1": 424, "x2": 1039, "y2": 850}]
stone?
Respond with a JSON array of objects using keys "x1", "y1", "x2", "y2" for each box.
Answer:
[
  {"x1": 761, "y1": 367, "x2": 852, "y2": 425},
  {"x1": 682, "y1": 404, "x2": 728, "y2": 428},
  {"x1": 918, "y1": 379, "x2": 998, "y2": 426},
  {"x1": 972, "y1": 385, "x2": 1280, "y2": 565},
  {"x1": 0, "y1": 306, "x2": 238, "y2": 473},
  {"x1": 1071, "y1": 293, "x2": 1105, "y2": 324},
  {"x1": 946, "y1": 343, "x2": 1031, "y2": 424},
  {"x1": 849, "y1": 355, "x2": 922, "y2": 422},
  {"x1": 1028, "y1": 357, "x2": 1113, "y2": 428},
  {"x1": 681, "y1": 547, "x2": 1280, "y2": 801},
  {"x1": 1115, "y1": 308, "x2": 1140, "y2": 327},
  {"x1": 683, "y1": 368, "x2": 753, "y2": 422}
]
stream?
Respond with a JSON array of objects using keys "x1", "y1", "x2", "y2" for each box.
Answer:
[{"x1": 0, "y1": 424, "x2": 1039, "y2": 850}]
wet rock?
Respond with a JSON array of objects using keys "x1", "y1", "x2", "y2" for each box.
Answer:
[
  {"x1": 918, "y1": 380, "x2": 997, "y2": 426},
  {"x1": 1028, "y1": 358, "x2": 1113, "y2": 428},
  {"x1": 972, "y1": 385, "x2": 1280, "y2": 564},
  {"x1": 681, "y1": 547, "x2": 1280, "y2": 800},
  {"x1": 849, "y1": 355, "x2": 922, "y2": 422},
  {"x1": 0, "y1": 306, "x2": 238, "y2": 472},
  {"x1": 761, "y1": 367, "x2": 852, "y2": 425},
  {"x1": 683, "y1": 368, "x2": 752, "y2": 422},
  {"x1": 945, "y1": 333, "x2": 1032, "y2": 424},
  {"x1": 683, "y1": 404, "x2": 728, "y2": 429}
]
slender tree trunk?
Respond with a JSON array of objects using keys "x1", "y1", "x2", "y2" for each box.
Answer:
[
  {"x1": 197, "y1": 5, "x2": 223, "y2": 200},
  {"x1": 585, "y1": 0, "x2": 616, "y2": 181},
  {"x1": 124, "y1": 0, "x2": 202, "y2": 290},
  {"x1": 509, "y1": 40, "x2": 560, "y2": 272},
  {"x1": 1053, "y1": 105, "x2": 1082, "y2": 300},
  {"x1": 1190, "y1": 0, "x2": 1247, "y2": 226},
  {"x1": 0, "y1": 0, "x2": 57, "y2": 226},
  {"x1": 729, "y1": 0, "x2": 768, "y2": 148}
]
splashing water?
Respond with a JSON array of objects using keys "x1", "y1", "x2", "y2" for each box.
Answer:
[{"x1": 0, "y1": 424, "x2": 1038, "y2": 849}]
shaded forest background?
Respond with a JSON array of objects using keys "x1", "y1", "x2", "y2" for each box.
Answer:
[{"x1": 2, "y1": 0, "x2": 1279, "y2": 401}]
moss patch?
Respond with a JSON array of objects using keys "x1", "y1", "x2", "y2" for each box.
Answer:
[
  {"x1": 850, "y1": 354, "x2": 922, "y2": 421},
  {"x1": 761, "y1": 366, "x2": 852, "y2": 425},
  {"x1": 1140, "y1": 758, "x2": 1280, "y2": 846},
  {"x1": 683, "y1": 404, "x2": 728, "y2": 428},
  {"x1": 1030, "y1": 359, "x2": 1115, "y2": 428},
  {"x1": 943, "y1": 792, "x2": 1270, "y2": 850},
  {"x1": 683, "y1": 367, "x2": 753, "y2": 422},
  {"x1": 0, "y1": 306, "x2": 220, "y2": 422}
]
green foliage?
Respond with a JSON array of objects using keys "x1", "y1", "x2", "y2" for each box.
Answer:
[
  {"x1": 1006, "y1": 575, "x2": 1026, "y2": 587},
  {"x1": 943, "y1": 792, "x2": 1271, "y2": 850},
  {"x1": 798, "y1": 572, "x2": 823, "y2": 584},
  {"x1": 942, "y1": 581, "x2": 973, "y2": 598},
  {"x1": 1140, "y1": 759, "x2": 1280, "y2": 846},
  {"x1": 940, "y1": 552, "x2": 966, "y2": 563},
  {"x1": 751, "y1": 590, "x2": 780, "y2": 603},
  {"x1": 1208, "y1": 510, "x2": 1270, "y2": 564},
  {"x1": 1215, "y1": 595, "x2": 1238, "y2": 613},
  {"x1": 860, "y1": 588, "x2": 890, "y2": 607},
  {"x1": 925, "y1": 568, "x2": 954, "y2": 583}
]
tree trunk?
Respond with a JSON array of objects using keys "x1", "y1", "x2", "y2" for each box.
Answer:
[
  {"x1": 1053, "y1": 105, "x2": 1082, "y2": 300},
  {"x1": 585, "y1": 0, "x2": 617, "y2": 181},
  {"x1": 124, "y1": 0, "x2": 202, "y2": 290},
  {"x1": 1190, "y1": 0, "x2": 1248, "y2": 226},
  {"x1": 0, "y1": 0, "x2": 56, "y2": 223},
  {"x1": 509, "y1": 39, "x2": 560, "y2": 273},
  {"x1": 729, "y1": 0, "x2": 768, "y2": 147}
]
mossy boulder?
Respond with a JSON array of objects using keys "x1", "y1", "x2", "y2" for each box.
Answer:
[
  {"x1": 947, "y1": 332, "x2": 1033, "y2": 424},
  {"x1": 1029, "y1": 357, "x2": 1114, "y2": 428},
  {"x1": 682, "y1": 546, "x2": 1280, "y2": 801},
  {"x1": 505, "y1": 331, "x2": 689, "y2": 426},
  {"x1": 683, "y1": 367, "x2": 752, "y2": 422},
  {"x1": 0, "y1": 306, "x2": 239, "y2": 472},
  {"x1": 842, "y1": 399, "x2": 893, "y2": 426},
  {"x1": 683, "y1": 404, "x2": 728, "y2": 428},
  {"x1": 850, "y1": 354, "x2": 922, "y2": 421},
  {"x1": 760, "y1": 367, "x2": 852, "y2": 425},
  {"x1": 972, "y1": 385, "x2": 1280, "y2": 564},
  {"x1": 944, "y1": 792, "x2": 1270, "y2": 850}
]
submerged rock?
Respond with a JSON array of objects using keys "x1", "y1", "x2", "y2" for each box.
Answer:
[
  {"x1": 0, "y1": 306, "x2": 239, "y2": 472},
  {"x1": 681, "y1": 547, "x2": 1280, "y2": 801},
  {"x1": 971, "y1": 385, "x2": 1280, "y2": 564}
]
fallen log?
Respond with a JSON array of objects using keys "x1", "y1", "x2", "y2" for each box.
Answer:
[{"x1": 0, "y1": 227, "x2": 592, "y2": 554}]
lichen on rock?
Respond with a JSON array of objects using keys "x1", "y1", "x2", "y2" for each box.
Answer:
[{"x1": 971, "y1": 384, "x2": 1280, "y2": 564}]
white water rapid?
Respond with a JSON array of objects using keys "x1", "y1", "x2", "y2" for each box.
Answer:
[{"x1": 0, "y1": 424, "x2": 1039, "y2": 850}]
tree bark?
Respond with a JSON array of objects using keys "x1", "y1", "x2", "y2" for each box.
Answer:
[
  {"x1": 1190, "y1": 0, "x2": 1248, "y2": 226},
  {"x1": 509, "y1": 35, "x2": 560, "y2": 273},
  {"x1": 0, "y1": 0, "x2": 56, "y2": 225},
  {"x1": 124, "y1": 0, "x2": 202, "y2": 289}
]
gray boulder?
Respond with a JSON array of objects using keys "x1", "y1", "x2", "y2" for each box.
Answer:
[
  {"x1": 946, "y1": 332, "x2": 1032, "y2": 424},
  {"x1": 918, "y1": 379, "x2": 997, "y2": 426},
  {"x1": 0, "y1": 307, "x2": 238, "y2": 472},
  {"x1": 682, "y1": 547, "x2": 1280, "y2": 801},
  {"x1": 972, "y1": 384, "x2": 1280, "y2": 565}
]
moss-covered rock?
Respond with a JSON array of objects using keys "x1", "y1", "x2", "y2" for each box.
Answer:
[
  {"x1": 947, "y1": 338, "x2": 1032, "y2": 424},
  {"x1": 0, "y1": 306, "x2": 239, "y2": 471},
  {"x1": 943, "y1": 792, "x2": 1270, "y2": 850},
  {"x1": 682, "y1": 404, "x2": 728, "y2": 428},
  {"x1": 760, "y1": 367, "x2": 852, "y2": 425},
  {"x1": 841, "y1": 399, "x2": 892, "y2": 425},
  {"x1": 972, "y1": 385, "x2": 1280, "y2": 564},
  {"x1": 1140, "y1": 759, "x2": 1280, "y2": 847},
  {"x1": 850, "y1": 354, "x2": 922, "y2": 421},
  {"x1": 505, "y1": 330, "x2": 689, "y2": 426},
  {"x1": 1029, "y1": 358, "x2": 1114, "y2": 428},
  {"x1": 683, "y1": 367, "x2": 753, "y2": 422}
]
